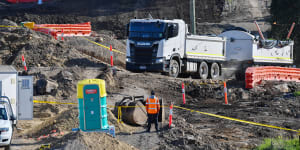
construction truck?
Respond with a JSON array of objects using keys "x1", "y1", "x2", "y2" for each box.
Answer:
[
  {"x1": 126, "y1": 18, "x2": 294, "y2": 79},
  {"x1": 126, "y1": 19, "x2": 226, "y2": 79}
]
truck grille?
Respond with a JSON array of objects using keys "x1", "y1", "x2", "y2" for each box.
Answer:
[{"x1": 130, "y1": 44, "x2": 158, "y2": 64}]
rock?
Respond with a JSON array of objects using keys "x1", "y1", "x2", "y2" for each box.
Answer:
[
  {"x1": 46, "y1": 79, "x2": 58, "y2": 95},
  {"x1": 284, "y1": 109, "x2": 291, "y2": 115},
  {"x1": 186, "y1": 135, "x2": 195, "y2": 141},
  {"x1": 274, "y1": 83, "x2": 290, "y2": 93},
  {"x1": 261, "y1": 112, "x2": 270, "y2": 116},
  {"x1": 170, "y1": 124, "x2": 176, "y2": 128},
  {"x1": 241, "y1": 91, "x2": 249, "y2": 100}
]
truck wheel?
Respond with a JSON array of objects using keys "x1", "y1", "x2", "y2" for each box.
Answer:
[
  {"x1": 169, "y1": 60, "x2": 179, "y2": 78},
  {"x1": 210, "y1": 62, "x2": 220, "y2": 79},
  {"x1": 199, "y1": 61, "x2": 208, "y2": 79}
]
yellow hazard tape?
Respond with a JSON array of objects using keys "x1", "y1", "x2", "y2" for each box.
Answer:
[
  {"x1": 33, "y1": 100, "x2": 119, "y2": 108},
  {"x1": 0, "y1": 25, "x2": 22, "y2": 28},
  {"x1": 81, "y1": 37, "x2": 125, "y2": 55},
  {"x1": 34, "y1": 99, "x2": 299, "y2": 134},
  {"x1": 33, "y1": 100, "x2": 77, "y2": 105},
  {"x1": 33, "y1": 100, "x2": 169, "y2": 108},
  {"x1": 174, "y1": 105, "x2": 299, "y2": 133}
]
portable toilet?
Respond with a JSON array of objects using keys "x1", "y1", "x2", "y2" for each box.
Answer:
[{"x1": 77, "y1": 79, "x2": 109, "y2": 131}]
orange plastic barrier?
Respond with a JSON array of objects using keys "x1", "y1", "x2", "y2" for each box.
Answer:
[
  {"x1": 245, "y1": 66, "x2": 300, "y2": 89},
  {"x1": 32, "y1": 22, "x2": 92, "y2": 39},
  {"x1": 6, "y1": 0, "x2": 49, "y2": 3}
]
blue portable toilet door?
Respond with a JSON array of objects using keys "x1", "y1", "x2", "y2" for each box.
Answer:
[{"x1": 83, "y1": 85, "x2": 101, "y2": 130}]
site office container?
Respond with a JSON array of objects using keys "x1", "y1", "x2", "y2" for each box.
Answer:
[{"x1": 0, "y1": 65, "x2": 33, "y2": 122}]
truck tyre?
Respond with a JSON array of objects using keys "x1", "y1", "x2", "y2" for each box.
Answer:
[
  {"x1": 199, "y1": 61, "x2": 208, "y2": 79},
  {"x1": 210, "y1": 62, "x2": 220, "y2": 79},
  {"x1": 169, "y1": 59, "x2": 179, "y2": 78}
]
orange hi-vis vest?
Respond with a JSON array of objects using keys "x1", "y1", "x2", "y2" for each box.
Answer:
[{"x1": 146, "y1": 96, "x2": 160, "y2": 114}]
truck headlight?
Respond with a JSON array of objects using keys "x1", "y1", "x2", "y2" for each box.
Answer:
[
  {"x1": 156, "y1": 58, "x2": 164, "y2": 63},
  {"x1": 0, "y1": 128, "x2": 9, "y2": 132},
  {"x1": 126, "y1": 58, "x2": 131, "y2": 62}
]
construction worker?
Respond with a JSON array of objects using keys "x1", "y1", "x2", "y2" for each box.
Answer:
[{"x1": 145, "y1": 90, "x2": 160, "y2": 132}]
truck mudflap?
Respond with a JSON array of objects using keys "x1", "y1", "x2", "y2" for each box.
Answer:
[{"x1": 126, "y1": 62, "x2": 168, "y2": 72}]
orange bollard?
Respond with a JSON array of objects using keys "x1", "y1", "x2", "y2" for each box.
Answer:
[
  {"x1": 110, "y1": 45, "x2": 113, "y2": 67},
  {"x1": 224, "y1": 81, "x2": 228, "y2": 104},
  {"x1": 182, "y1": 82, "x2": 186, "y2": 105},
  {"x1": 169, "y1": 103, "x2": 173, "y2": 128},
  {"x1": 21, "y1": 55, "x2": 27, "y2": 71}
]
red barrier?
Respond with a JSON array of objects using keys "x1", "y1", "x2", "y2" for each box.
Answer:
[
  {"x1": 110, "y1": 45, "x2": 113, "y2": 67},
  {"x1": 245, "y1": 66, "x2": 300, "y2": 89},
  {"x1": 6, "y1": 0, "x2": 49, "y2": 3},
  {"x1": 21, "y1": 55, "x2": 27, "y2": 71},
  {"x1": 169, "y1": 103, "x2": 173, "y2": 128},
  {"x1": 181, "y1": 82, "x2": 186, "y2": 105},
  {"x1": 223, "y1": 81, "x2": 228, "y2": 104},
  {"x1": 32, "y1": 22, "x2": 91, "y2": 39}
]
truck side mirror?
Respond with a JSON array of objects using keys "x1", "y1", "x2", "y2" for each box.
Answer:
[{"x1": 126, "y1": 24, "x2": 129, "y2": 37}]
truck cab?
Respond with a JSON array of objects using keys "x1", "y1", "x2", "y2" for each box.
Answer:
[{"x1": 126, "y1": 19, "x2": 186, "y2": 75}]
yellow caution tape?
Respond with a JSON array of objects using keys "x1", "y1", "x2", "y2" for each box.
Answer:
[
  {"x1": 35, "y1": 99, "x2": 298, "y2": 134},
  {"x1": 33, "y1": 100, "x2": 77, "y2": 105},
  {"x1": 33, "y1": 100, "x2": 120, "y2": 108},
  {"x1": 174, "y1": 105, "x2": 299, "y2": 133},
  {"x1": 81, "y1": 37, "x2": 125, "y2": 55},
  {"x1": 0, "y1": 25, "x2": 22, "y2": 28}
]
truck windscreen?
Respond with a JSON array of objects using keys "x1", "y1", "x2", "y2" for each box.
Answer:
[
  {"x1": 129, "y1": 22, "x2": 166, "y2": 40},
  {"x1": 0, "y1": 108, "x2": 8, "y2": 120}
]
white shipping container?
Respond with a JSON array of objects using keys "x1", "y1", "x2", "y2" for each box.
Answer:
[{"x1": 0, "y1": 65, "x2": 33, "y2": 120}]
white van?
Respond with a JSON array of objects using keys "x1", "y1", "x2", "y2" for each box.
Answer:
[{"x1": 0, "y1": 103, "x2": 14, "y2": 150}]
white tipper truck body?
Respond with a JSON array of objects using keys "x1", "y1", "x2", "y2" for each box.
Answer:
[
  {"x1": 219, "y1": 30, "x2": 294, "y2": 78},
  {"x1": 126, "y1": 19, "x2": 226, "y2": 79}
]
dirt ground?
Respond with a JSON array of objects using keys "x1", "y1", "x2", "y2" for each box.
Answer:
[{"x1": 0, "y1": 1, "x2": 299, "y2": 150}]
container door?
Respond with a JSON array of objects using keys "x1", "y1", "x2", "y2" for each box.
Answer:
[
  {"x1": 83, "y1": 85, "x2": 101, "y2": 130},
  {"x1": 18, "y1": 76, "x2": 33, "y2": 120}
]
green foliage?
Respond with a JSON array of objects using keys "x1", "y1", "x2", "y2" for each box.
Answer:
[{"x1": 256, "y1": 137, "x2": 300, "y2": 150}]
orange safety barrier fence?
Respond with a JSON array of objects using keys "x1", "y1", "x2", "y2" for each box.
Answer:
[
  {"x1": 32, "y1": 22, "x2": 92, "y2": 39},
  {"x1": 245, "y1": 66, "x2": 300, "y2": 89}
]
